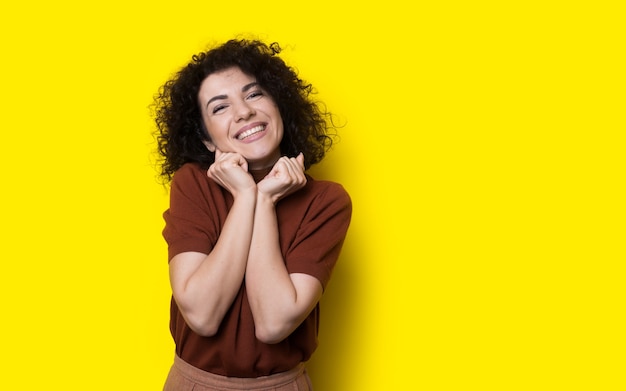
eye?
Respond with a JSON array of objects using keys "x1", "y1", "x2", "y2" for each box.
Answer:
[
  {"x1": 247, "y1": 90, "x2": 264, "y2": 100},
  {"x1": 212, "y1": 104, "x2": 227, "y2": 114}
]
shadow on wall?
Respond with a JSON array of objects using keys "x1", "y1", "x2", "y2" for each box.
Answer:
[
  {"x1": 306, "y1": 239, "x2": 359, "y2": 391},
  {"x1": 305, "y1": 164, "x2": 361, "y2": 390}
]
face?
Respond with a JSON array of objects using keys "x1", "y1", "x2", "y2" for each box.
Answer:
[{"x1": 198, "y1": 66, "x2": 284, "y2": 170}]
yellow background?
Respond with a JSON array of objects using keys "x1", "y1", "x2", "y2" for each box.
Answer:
[{"x1": 1, "y1": 1, "x2": 624, "y2": 389}]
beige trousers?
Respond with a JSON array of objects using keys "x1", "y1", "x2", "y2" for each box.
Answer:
[{"x1": 163, "y1": 355, "x2": 313, "y2": 391}]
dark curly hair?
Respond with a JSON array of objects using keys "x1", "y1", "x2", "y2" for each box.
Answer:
[{"x1": 152, "y1": 39, "x2": 335, "y2": 183}]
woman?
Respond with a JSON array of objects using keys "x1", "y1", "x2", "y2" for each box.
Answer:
[{"x1": 153, "y1": 39, "x2": 352, "y2": 390}]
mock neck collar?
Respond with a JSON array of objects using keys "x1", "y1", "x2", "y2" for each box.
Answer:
[{"x1": 249, "y1": 166, "x2": 273, "y2": 183}]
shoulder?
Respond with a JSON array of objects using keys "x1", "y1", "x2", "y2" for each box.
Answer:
[
  {"x1": 169, "y1": 163, "x2": 224, "y2": 203},
  {"x1": 306, "y1": 176, "x2": 351, "y2": 202},
  {"x1": 171, "y1": 162, "x2": 208, "y2": 185},
  {"x1": 300, "y1": 176, "x2": 352, "y2": 215},
  {"x1": 170, "y1": 163, "x2": 218, "y2": 191}
]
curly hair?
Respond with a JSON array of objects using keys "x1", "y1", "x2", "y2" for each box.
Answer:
[{"x1": 152, "y1": 39, "x2": 335, "y2": 183}]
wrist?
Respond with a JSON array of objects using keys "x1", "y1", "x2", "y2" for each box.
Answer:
[
  {"x1": 233, "y1": 187, "x2": 258, "y2": 204},
  {"x1": 256, "y1": 190, "x2": 278, "y2": 207}
]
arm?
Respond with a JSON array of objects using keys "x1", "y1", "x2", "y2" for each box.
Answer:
[
  {"x1": 245, "y1": 154, "x2": 323, "y2": 344},
  {"x1": 169, "y1": 151, "x2": 257, "y2": 336}
]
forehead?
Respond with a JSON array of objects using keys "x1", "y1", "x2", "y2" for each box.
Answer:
[{"x1": 198, "y1": 67, "x2": 256, "y2": 97}]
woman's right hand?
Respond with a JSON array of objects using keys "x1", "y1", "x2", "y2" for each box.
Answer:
[
  {"x1": 171, "y1": 148, "x2": 258, "y2": 337},
  {"x1": 207, "y1": 149, "x2": 256, "y2": 197}
]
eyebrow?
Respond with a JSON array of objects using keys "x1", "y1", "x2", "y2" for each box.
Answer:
[{"x1": 205, "y1": 82, "x2": 261, "y2": 109}]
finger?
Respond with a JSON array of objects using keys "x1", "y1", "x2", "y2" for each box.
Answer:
[
  {"x1": 286, "y1": 154, "x2": 305, "y2": 175},
  {"x1": 291, "y1": 154, "x2": 307, "y2": 185},
  {"x1": 266, "y1": 157, "x2": 289, "y2": 179},
  {"x1": 283, "y1": 156, "x2": 305, "y2": 185},
  {"x1": 296, "y1": 152, "x2": 305, "y2": 169},
  {"x1": 282, "y1": 157, "x2": 297, "y2": 178},
  {"x1": 236, "y1": 154, "x2": 249, "y2": 172}
]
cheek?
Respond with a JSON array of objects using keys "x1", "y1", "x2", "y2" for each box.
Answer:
[
  {"x1": 272, "y1": 107, "x2": 284, "y2": 128},
  {"x1": 203, "y1": 119, "x2": 225, "y2": 140}
]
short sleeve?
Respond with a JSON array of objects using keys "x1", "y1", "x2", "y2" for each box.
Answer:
[
  {"x1": 283, "y1": 182, "x2": 352, "y2": 290},
  {"x1": 162, "y1": 164, "x2": 227, "y2": 261}
]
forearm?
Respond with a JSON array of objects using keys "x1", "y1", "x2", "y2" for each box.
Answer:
[
  {"x1": 171, "y1": 192, "x2": 256, "y2": 336},
  {"x1": 245, "y1": 193, "x2": 321, "y2": 343}
]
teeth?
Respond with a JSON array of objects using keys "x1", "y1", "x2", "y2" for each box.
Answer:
[{"x1": 237, "y1": 125, "x2": 265, "y2": 140}]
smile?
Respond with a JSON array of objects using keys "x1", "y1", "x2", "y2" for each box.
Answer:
[{"x1": 236, "y1": 124, "x2": 266, "y2": 140}]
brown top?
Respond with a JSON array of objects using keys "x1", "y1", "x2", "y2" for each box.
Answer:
[{"x1": 162, "y1": 162, "x2": 352, "y2": 377}]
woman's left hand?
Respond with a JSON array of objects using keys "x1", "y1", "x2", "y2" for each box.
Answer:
[{"x1": 257, "y1": 153, "x2": 306, "y2": 204}]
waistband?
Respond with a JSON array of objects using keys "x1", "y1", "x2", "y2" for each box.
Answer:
[{"x1": 173, "y1": 354, "x2": 306, "y2": 390}]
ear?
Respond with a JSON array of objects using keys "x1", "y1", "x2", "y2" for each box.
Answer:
[{"x1": 202, "y1": 139, "x2": 216, "y2": 152}]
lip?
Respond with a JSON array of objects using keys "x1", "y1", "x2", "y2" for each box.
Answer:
[{"x1": 234, "y1": 121, "x2": 267, "y2": 140}]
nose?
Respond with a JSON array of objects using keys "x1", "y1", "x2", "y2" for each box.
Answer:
[{"x1": 234, "y1": 100, "x2": 255, "y2": 122}]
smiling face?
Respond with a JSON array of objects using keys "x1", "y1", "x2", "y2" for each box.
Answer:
[{"x1": 198, "y1": 66, "x2": 284, "y2": 170}]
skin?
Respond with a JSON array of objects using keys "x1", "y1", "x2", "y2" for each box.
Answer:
[{"x1": 168, "y1": 67, "x2": 323, "y2": 343}]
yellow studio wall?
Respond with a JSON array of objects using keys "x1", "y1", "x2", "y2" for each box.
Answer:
[{"x1": 1, "y1": 1, "x2": 624, "y2": 390}]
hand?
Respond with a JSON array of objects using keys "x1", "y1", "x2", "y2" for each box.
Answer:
[
  {"x1": 257, "y1": 153, "x2": 307, "y2": 204},
  {"x1": 207, "y1": 149, "x2": 256, "y2": 197}
]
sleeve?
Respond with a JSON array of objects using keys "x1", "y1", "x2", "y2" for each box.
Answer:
[
  {"x1": 162, "y1": 164, "x2": 223, "y2": 261},
  {"x1": 285, "y1": 183, "x2": 352, "y2": 290}
]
